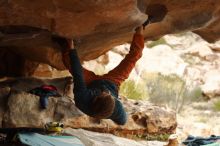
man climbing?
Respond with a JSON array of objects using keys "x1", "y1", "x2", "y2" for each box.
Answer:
[{"x1": 63, "y1": 25, "x2": 145, "y2": 125}]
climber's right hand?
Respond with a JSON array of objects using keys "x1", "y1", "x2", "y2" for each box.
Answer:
[{"x1": 67, "y1": 39, "x2": 75, "y2": 50}]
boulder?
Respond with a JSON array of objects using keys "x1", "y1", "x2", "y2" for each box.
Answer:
[
  {"x1": 0, "y1": 77, "x2": 176, "y2": 137},
  {"x1": 32, "y1": 64, "x2": 70, "y2": 78},
  {"x1": 2, "y1": 91, "x2": 81, "y2": 127},
  {"x1": 0, "y1": 0, "x2": 220, "y2": 77},
  {"x1": 201, "y1": 70, "x2": 220, "y2": 98},
  {"x1": 209, "y1": 41, "x2": 220, "y2": 51},
  {"x1": 137, "y1": 45, "x2": 187, "y2": 76}
]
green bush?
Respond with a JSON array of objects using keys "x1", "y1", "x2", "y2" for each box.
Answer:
[
  {"x1": 119, "y1": 80, "x2": 148, "y2": 100},
  {"x1": 213, "y1": 99, "x2": 220, "y2": 111},
  {"x1": 119, "y1": 72, "x2": 202, "y2": 112},
  {"x1": 144, "y1": 73, "x2": 202, "y2": 113},
  {"x1": 147, "y1": 38, "x2": 168, "y2": 48}
]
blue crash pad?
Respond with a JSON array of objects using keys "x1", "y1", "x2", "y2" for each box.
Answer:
[{"x1": 18, "y1": 132, "x2": 84, "y2": 146}]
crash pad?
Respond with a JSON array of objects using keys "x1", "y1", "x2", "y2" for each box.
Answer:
[{"x1": 18, "y1": 132, "x2": 84, "y2": 146}]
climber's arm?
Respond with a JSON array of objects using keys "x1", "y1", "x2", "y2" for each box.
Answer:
[
  {"x1": 66, "y1": 39, "x2": 88, "y2": 93},
  {"x1": 101, "y1": 26, "x2": 145, "y2": 86},
  {"x1": 62, "y1": 39, "x2": 100, "y2": 85}
]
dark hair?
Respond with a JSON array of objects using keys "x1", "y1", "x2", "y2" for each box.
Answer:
[{"x1": 90, "y1": 91, "x2": 115, "y2": 119}]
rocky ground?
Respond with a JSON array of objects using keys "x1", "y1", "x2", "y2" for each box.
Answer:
[{"x1": 177, "y1": 99, "x2": 220, "y2": 142}]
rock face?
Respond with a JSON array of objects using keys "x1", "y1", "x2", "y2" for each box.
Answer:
[
  {"x1": 0, "y1": 77, "x2": 176, "y2": 137},
  {"x1": 0, "y1": 0, "x2": 220, "y2": 77}
]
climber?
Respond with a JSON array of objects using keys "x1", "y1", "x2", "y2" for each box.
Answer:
[{"x1": 62, "y1": 23, "x2": 147, "y2": 125}]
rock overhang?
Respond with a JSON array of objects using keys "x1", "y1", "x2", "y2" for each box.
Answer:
[{"x1": 0, "y1": 0, "x2": 220, "y2": 77}]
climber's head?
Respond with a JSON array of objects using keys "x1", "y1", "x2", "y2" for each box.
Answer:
[{"x1": 90, "y1": 91, "x2": 115, "y2": 119}]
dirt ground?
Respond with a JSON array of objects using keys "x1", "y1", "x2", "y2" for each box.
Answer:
[{"x1": 176, "y1": 98, "x2": 220, "y2": 143}]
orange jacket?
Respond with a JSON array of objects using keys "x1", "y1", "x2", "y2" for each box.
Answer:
[{"x1": 83, "y1": 33, "x2": 144, "y2": 87}]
